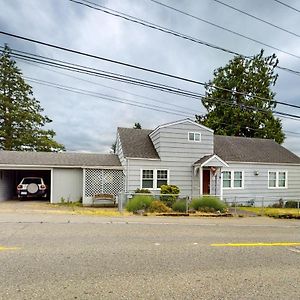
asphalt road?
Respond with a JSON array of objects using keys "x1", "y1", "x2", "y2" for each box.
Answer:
[{"x1": 0, "y1": 210, "x2": 300, "y2": 299}]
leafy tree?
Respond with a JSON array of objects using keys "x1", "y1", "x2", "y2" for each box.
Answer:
[
  {"x1": 196, "y1": 50, "x2": 285, "y2": 144},
  {"x1": 110, "y1": 141, "x2": 116, "y2": 154},
  {"x1": 0, "y1": 45, "x2": 65, "y2": 151},
  {"x1": 133, "y1": 122, "x2": 142, "y2": 129}
]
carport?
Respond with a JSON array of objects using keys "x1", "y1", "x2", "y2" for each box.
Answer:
[
  {"x1": 0, "y1": 151, "x2": 124, "y2": 204},
  {"x1": 0, "y1": 168, "x2": 51, "y2": 201}
]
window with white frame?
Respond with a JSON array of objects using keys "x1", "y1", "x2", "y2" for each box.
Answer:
[
  {"x1": 188, "y1": 132, "x2": 201, "y2": 142},
  {"x1": 142, "y1": 170, "x2": 154, "y2": 189},
  {"x1": 268, "y1": 171, "x2": 287, "y2": 188},
  {"x1": 141, "y1": 169, "x2": 169, "y2": 189},
  {"x1": 222, "y1": 171, "x2": 243, "y2": 189},
  {"x1": 157, "y1": 170, "x2": 168, "y2": 188}
]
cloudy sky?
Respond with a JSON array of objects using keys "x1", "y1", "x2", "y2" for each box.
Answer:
[{"x1": 1, "y1": 0, "x2": 300, "y2": 154}]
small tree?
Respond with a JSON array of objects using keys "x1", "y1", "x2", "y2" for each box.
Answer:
[
  {"x1": 196, "y1": 50, "x2": 285, "y2": 144},
  {"x1": 133, "y1": 122, "x2": 142, "y2": 129},
  {"x1": 0, "y1": 45, "x2": 64, "y2": 151}
]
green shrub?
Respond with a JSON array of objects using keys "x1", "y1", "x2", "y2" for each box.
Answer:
[
  {"x1": 134, "y1": 188, "x2": 151, "y2": 194},
  {"x1": 271, "y1": 199, "x2": 284, "y2": 208},
  {"x1": 149, "y1": 200, "x2": 171, "y2": 213},
  {"x1": 284, "y1": 201, "x2": 298, "y2": 208},
  {"x1": 125, "y1": 195, "x2": 153, "y2": 212},
  {"x1": 160, "y1": 184, "x2": 180, "y2": 207},
  {"x1": 190, "y1": 196, "x2": 227, "y2": 213},
  {"x1": 172, "y1": 199, "x2": 187, "y2": 212}
]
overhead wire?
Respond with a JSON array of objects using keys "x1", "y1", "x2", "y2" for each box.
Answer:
[
  {"x1": 20, "y1": 59, "x2": 200, "y2": 115},
  {"x1": 273, "y1": 0, "x2": 300, "y2": 13},
  {"x1": 69, "y1": 0, "x2": 300, "y2": 61},
  {"x1": 2, "y1": 46, "x2": 300, "y2": 123},
  {"x1": 212, "y1": 0, "x2": 300, "y2": 38},
  {"x1": 148, "y1": 0, "x2": 300, "y2": 60},
  {"x1": 1, "y1": 42, "x2": 300, "y2": 112},
  {"x1": 23, "y1": 76, "x2": 300, "y2": 136}
]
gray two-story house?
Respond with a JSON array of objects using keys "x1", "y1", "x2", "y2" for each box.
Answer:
[{"x1": 116, "y1": 118, "x2": 300, "y2": 202}]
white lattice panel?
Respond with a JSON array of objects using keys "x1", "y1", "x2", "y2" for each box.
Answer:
[{"x1": 85, "y1": 169, "x2": 125, "y2": 197}]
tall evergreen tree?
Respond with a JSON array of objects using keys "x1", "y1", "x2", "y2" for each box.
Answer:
[
  {"x1": 196, "y1": 50, "x2": 285, "y2": 144},
  {"x1": 0, "y1": 45, "x2": 65, "y2": 151}
]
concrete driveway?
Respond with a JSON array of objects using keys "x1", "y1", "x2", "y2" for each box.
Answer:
[{"x1": 0, "y1": 202, "x2": 300, "y2": 299}]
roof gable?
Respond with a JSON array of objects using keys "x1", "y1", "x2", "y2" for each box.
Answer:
[
  {"x1": 150, "y1": 118, "x2": 213, "y2": 138},
  {"x1": 214, "y1": 135, "x2": 300, "y2": 164}
]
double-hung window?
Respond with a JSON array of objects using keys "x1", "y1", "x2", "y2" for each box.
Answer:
[
  {"x1": 142, "y1": 170, "x2": 154, "y2": 189},
  {"x1": 222, "y1": 171, "x2": 243, "y2": 189},
  {"x1": 268, "y1": 171, "x2": 287, "y2": 188},
  {"x1": 141, "y1": 169, "x2": 169, "y2": 189},
  {"x1": 188, "y1": 132, "x2": 201, "y2": 142}
]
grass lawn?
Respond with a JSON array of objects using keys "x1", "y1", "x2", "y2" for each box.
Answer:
[{"x1": 238, "y1": 206, "x2": 300, "y2": 217}]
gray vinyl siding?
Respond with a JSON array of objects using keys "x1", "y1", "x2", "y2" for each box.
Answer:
[
  {"x1": 116, "y1": 132, "x2": 126, "y2": 167},
  {"x1": 127, "y1": 159, "x2": 195, "y2": 196},
  {"x1": 222, "y1": 162, "x2": 300, "y2": 202},
  {"x1": 150, "y1": 121, "x2": 213, "y2": 161},
  {"x1": 128, "y1": 121, "x2": 214, "y2": 196},
  {"x1": 52, "y1": 168, "x2": 83, "y2": 203}
]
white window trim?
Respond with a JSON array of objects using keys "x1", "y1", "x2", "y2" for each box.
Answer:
[
  {"x1": 268, "y1": 171, "x2": 288, "y2": 189},
  {"x1": 188, "y1": 132, "x2": 201, "y2": 142},
  {"x1": 222, "y1": 170, "x2": 244, "y2": 190},
  {"x1": 140, "y1": 169, "x2": 170, "y2": 190}
]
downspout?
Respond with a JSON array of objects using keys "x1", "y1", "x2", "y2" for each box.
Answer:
[
  {"x1": 126, "y1": 158, "x2": 129, "y2": 193},
  {"x1": 191, "y1": 165, "x2": 194, "y2": 200}
]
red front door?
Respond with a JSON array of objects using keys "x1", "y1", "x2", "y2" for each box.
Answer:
[{"x1": 202, "y1": 170, "x2": 210, "y2": 194}]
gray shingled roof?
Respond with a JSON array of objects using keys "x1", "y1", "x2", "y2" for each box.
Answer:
[
  {"x1": 194, "y1": 154, "x2": 214, "y2": 165},
  {"x1": 0, "y1": 151, "x2": 122, "y2": 167},
  {"x1": 117, "y1": 126, "x2": 300, "y2": 164},
  {"x1": 214, "y1": 135, "x2": 300, "y2": 164},
  {"x1": 118, "y1": 128, "x2": 159, "y2": 159}
]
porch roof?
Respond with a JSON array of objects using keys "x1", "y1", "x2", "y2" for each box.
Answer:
[{"x1": 194, "y1": 154, "x2": 229, "y2": 168}]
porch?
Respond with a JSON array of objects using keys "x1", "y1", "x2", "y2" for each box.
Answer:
[{"x1": 193, "y1": 154, "x2": 229, "y2": 198}]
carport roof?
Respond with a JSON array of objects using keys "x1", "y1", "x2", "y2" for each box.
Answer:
[{"x1": 0, "y1": 151, "x2": 122, "y2": 168}]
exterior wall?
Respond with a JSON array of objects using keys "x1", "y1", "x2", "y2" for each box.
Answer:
[
  {"x1": 127, "y1": 158, "x2": 198, "y2": 197},
  {"x1": 222, "y1": 162, "x2": 300, "y2": 202},
  {"x1": 128, "y1": 121, "x2": 214, "y2": 197},
  {"x1": 52, "y1": 168, "x2": 83, "y2": 203},
  {"x1": 150, "y1": 121, "x2": 214, "y2": 160},
  {"x1": 0, "y1": 170, "x2": 14, "y2": 201},
  {"x1": 116, "y1": 132, "x2": 126, "y2": 167}
]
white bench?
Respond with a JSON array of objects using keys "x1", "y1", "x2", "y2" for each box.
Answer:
[{"x1": 92, "y1": 193, "x2": 116, "y2": 206}]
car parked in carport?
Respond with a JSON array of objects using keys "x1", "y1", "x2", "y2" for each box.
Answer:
[{"x1": 17, "y1": 177, "x2": 48, "y2": 199}]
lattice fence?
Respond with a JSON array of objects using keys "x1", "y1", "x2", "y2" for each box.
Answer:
[{"x1": 84, "y1": 169, "x2": 125, "y2": 197}]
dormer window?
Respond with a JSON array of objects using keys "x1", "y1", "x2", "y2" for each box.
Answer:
[{"x1": 188, "y1": 132, "x2": 201, "y2": 142}]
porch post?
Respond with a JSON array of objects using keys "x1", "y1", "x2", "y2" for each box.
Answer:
[
  {"x1": 199, "y1": 166, "x2": 203, "y2": 196},
  {"x1": 220, "y1": 170, "x2": 223, "y2": 200}
]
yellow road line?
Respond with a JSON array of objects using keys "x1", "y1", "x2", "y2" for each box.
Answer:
[
  {"x1": 0, "y1": 246, "x2": 20, "y2": 251},
  {"x1": 211, "y1": 242, "x2": 300, "y2": 247}
]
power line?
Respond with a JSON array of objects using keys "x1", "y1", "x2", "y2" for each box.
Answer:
[
  {"x1": 20, "y1": 59, "x2": 200, "y2": 115},
  {"x1": 273, "y1": 0, "x2": 300, "y2": 13},
  {"x1": 23, "y1": 77, "x2": 300, "y2": 137},
  {"x1": 70, "y1": 0, "x2": 300, "y2": 61},
  {"x1": 2, "y1": 46, "x2": 300, "y2": 123},
  {"x1": 148, "y1": 0, "x2": 300, "y2": 59},
  {"x1": 1, "y1": 41, "x2": 300, "y2": 112},
  {"x1": 25, "y1": 77, "x2": 193, "y2": 118},
  {"x1": 212, "y1": 0, "x2": 300, "y2": 38}
]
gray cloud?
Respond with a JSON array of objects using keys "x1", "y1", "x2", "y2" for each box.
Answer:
[{"x1": 1, "y1": 0, "x2": 300, "y2": 154}]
